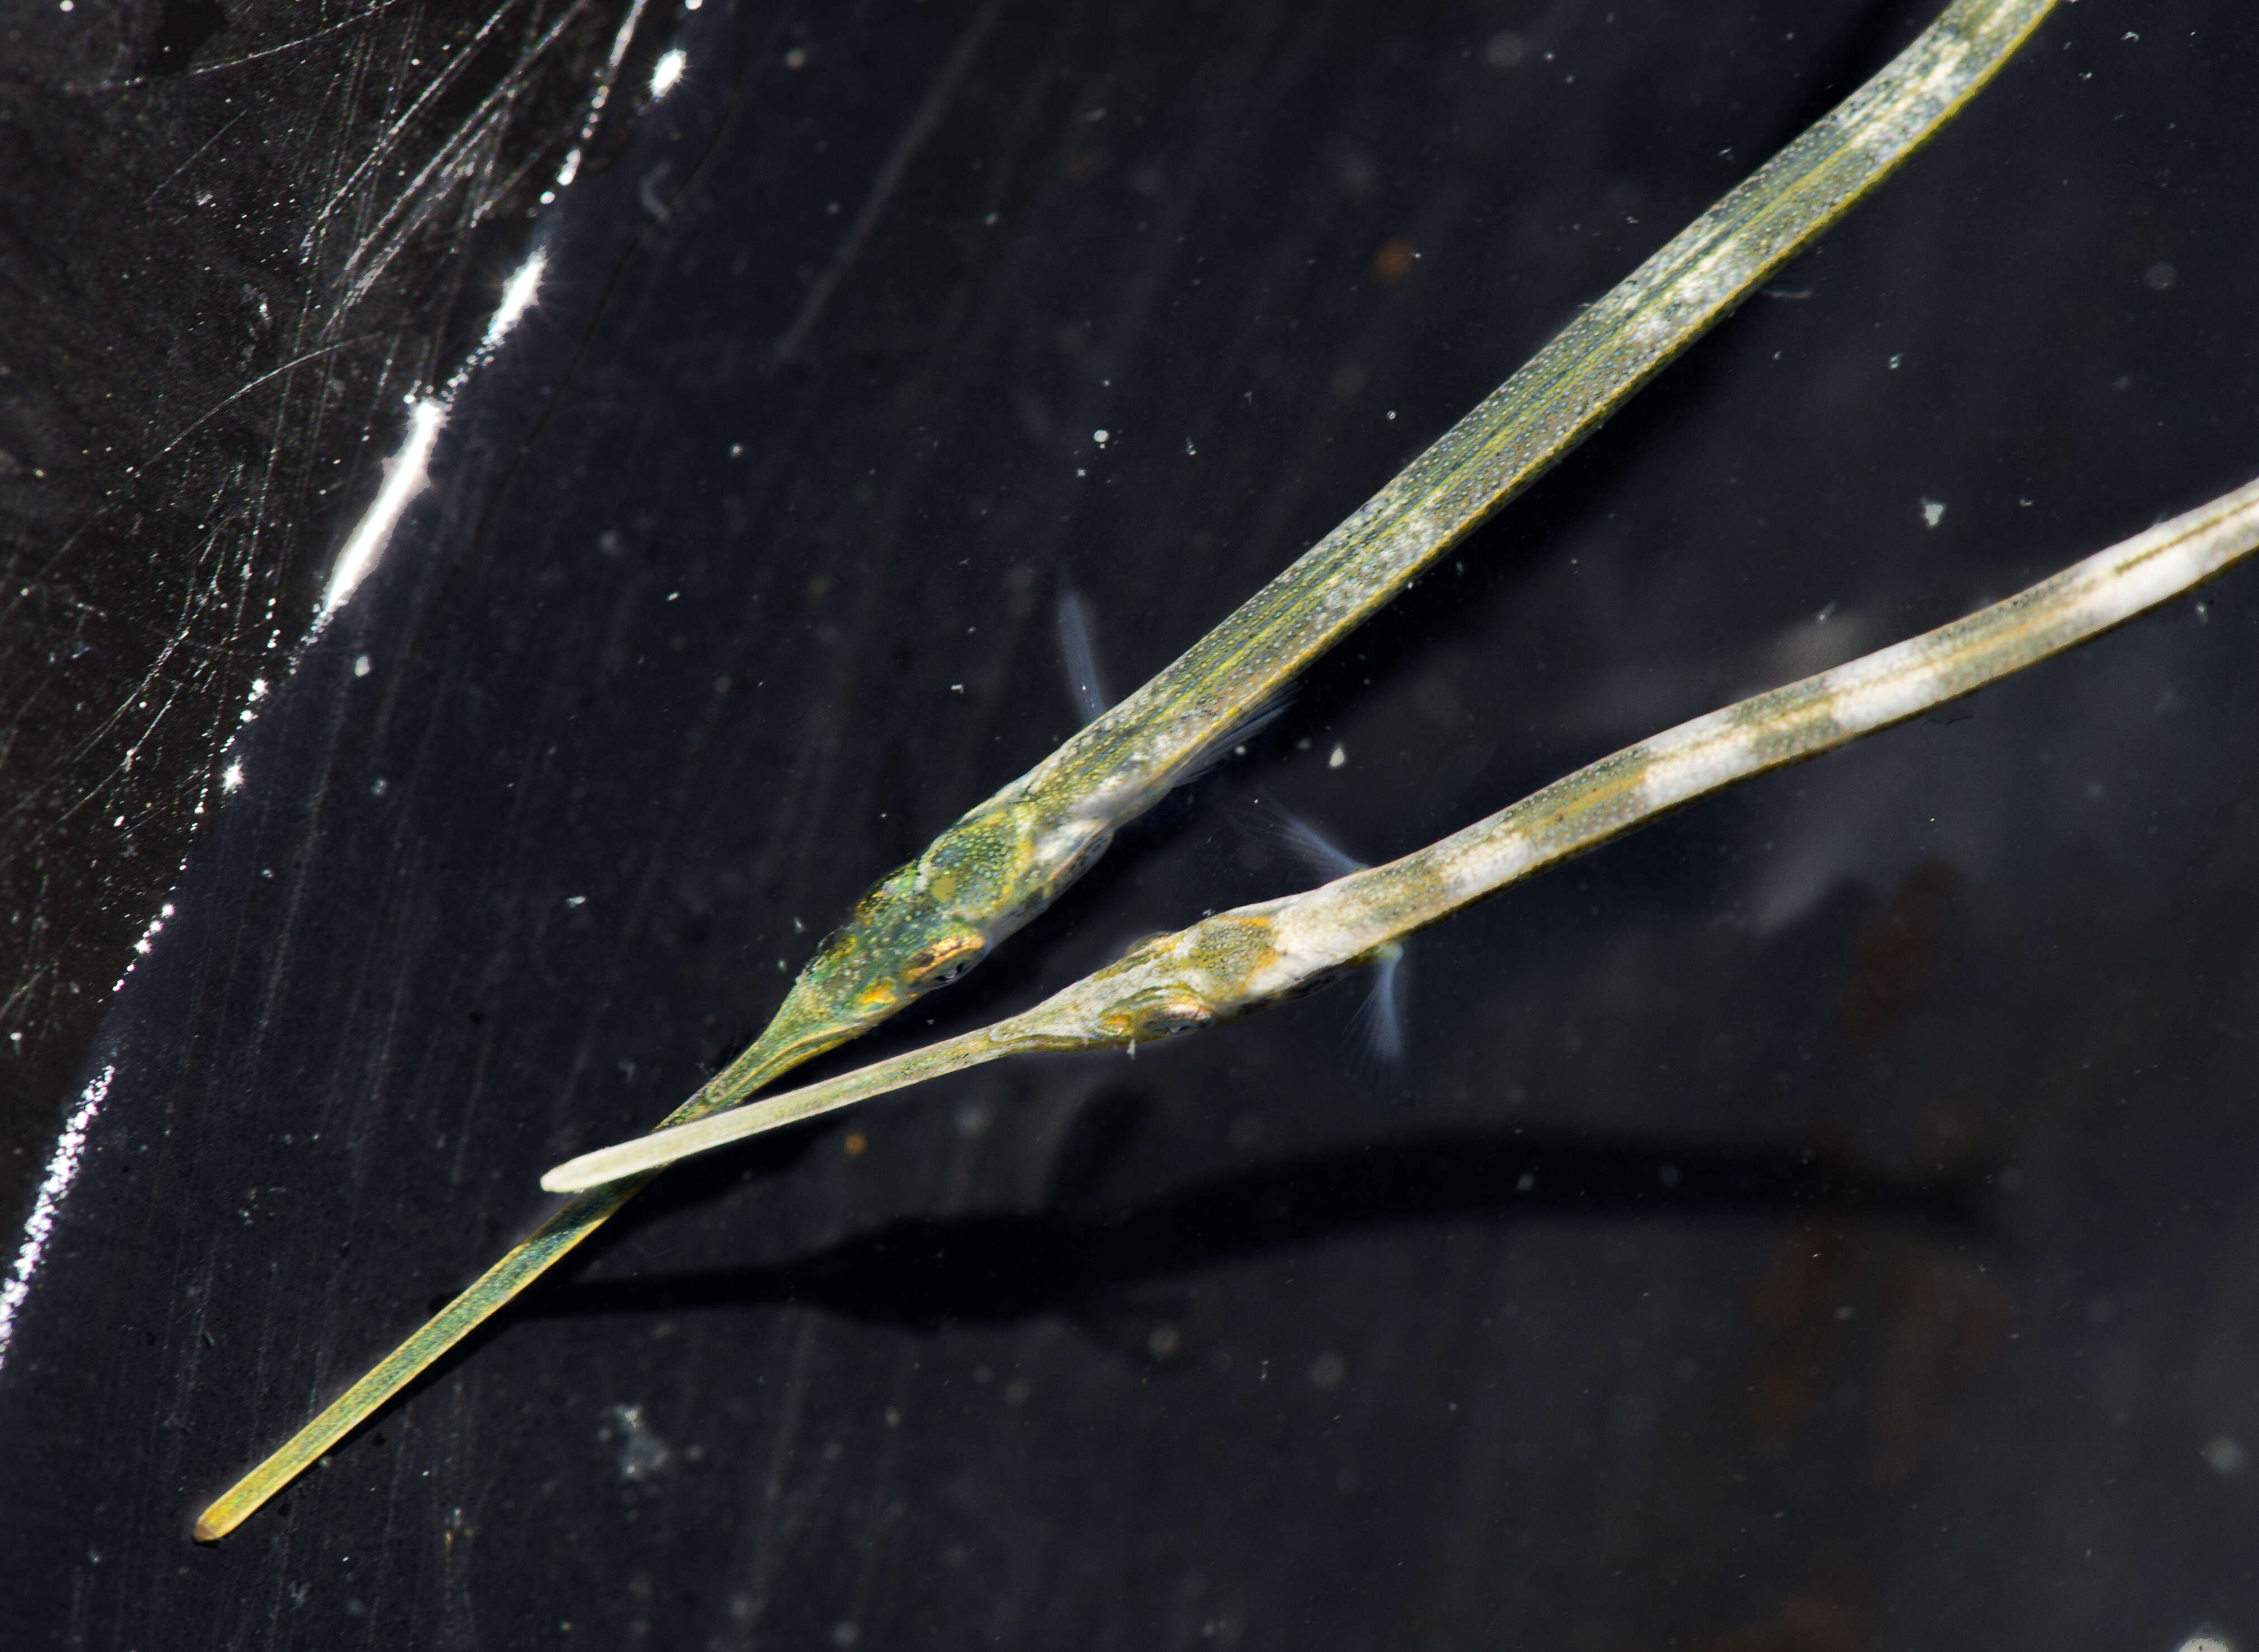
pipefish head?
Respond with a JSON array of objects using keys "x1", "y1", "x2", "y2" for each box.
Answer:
[
  {"x1": 751, "y1": 805, "x2": 1114, "y2": 1074},
  {"x1": 1030, "y1": 909, "x2": 1290, "y2": 1049}
]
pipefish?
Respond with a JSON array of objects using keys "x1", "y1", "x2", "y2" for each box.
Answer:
[
  {"x1": 192, "y1": 0, "x2": 2055, "y2": 1540},
  {"x1": 545, "y1": 474, "x2": 2259, "y2": 1190}
]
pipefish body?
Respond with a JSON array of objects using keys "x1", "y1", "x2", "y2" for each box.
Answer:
[
  {"x1": 193, "y1": 0, "x2": 2056, "y2": 1541},
  {"x1": 545, "y1": 475, "x2": 2259, "y2": 1191}
]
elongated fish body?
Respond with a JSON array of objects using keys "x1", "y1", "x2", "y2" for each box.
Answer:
[
  {"x1": 542, "y1": 471, "x2": 2259, "y2": 1194},
  {"x1": 722, "y1": 0, "x2": 2059, "y2": 1105},
  {"x1": 195, "y1": 0, "x2": 2061, "y2": 1542}
]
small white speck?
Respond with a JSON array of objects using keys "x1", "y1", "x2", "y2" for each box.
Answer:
[
  {"x1": 950, "y1": 683, "x2": 965, "y2": 694},
  {"x1": 1920, "y1": 499, "x2": 1946, "y2": 528},
  {"x1": 1386, "y1": 410, "x2": 1397, "y2": 420},
  {"x1": 1092, "y1": 429, "x2": 1110, "y2": 444},
  {"x1": 651, "y1": 48, "x2": 688, "y2": 97},
  {"x1": 1327, "y1": 743, "x2": 1346, "y2": 769},
  {"x1": 1888, "y1": 353, "x2": 1902, "y2": 369},
  {"x1": 354, "y1": 654, "x2": 372, "y2": 677},
  {"x1": 565, "y1": 895, "x2": 587, "y2": 909},
  {"x1": 371, "y1": 778, "x2": 389, "y2": 797},
  {"x1": 666, "y1": 591, "x2": 679, "y2": 601},
  {"x1": 222, "y1": 763, "x2": 245, "y2": 792}
]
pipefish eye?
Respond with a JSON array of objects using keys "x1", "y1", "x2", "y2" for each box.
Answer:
[
  {"x1": 1115, "y1": 990, "x2": 1213, "y2": 1040},
  {"x1": 1145, "y1": 999, "x2": 1212, "y2": 1036},
  {"x1": 901, "y1": 931, "x2": 986, "y2": 990}
]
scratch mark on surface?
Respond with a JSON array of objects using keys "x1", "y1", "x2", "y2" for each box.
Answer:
[
  {"x1": 79, "y1": 0, "x2": 417, "y2": 90},
  {"x1": 303, "y1": 0, "x2": 551, "y2": 263},
  {"x1": 772, "y1": 0, "x2": 1006, "y2": 362},
  {"x1": 136, "y1": 338, "x2": 374, "y2": 469},
  {"x1": 142, "y1": 106, "x2": 250, "y2": 207},
  {"x1": 555, "y1": 0, "x2": 652, "y2": 188},
  {"x1": 726, "y1": 1316, "x2": 824, "y2": 1646},
  {"x1": 324, "y1": 0, "x2": 599, "y2": 324}
]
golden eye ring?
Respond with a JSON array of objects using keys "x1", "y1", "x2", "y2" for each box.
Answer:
[{"x1": 902, "y1": 931, "x2": 986, "y2": 990}]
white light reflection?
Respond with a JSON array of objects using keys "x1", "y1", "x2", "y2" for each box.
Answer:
[
  {"x1": 0, "y1": 1064, "x2": 116, "y2": 1375},
  {"x1": 121, "y1": 900, "x2": 177, "y2": 974},
  {"x1": 319, "y1": 396, "x2": 445, "y2": 619},
  {"x1": 481, "y1": 249, "x2": 547, "y2": 357},
  {"x1": 651, "y1": 48, "x2": 687, "y2": 97}
]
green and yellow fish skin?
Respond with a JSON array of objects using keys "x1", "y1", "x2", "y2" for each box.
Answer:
[
  {"x1": 735, "y1": 801, "x2": 1116, "y2": 1082},
  {"x1": 541, "y1": 470, "x2": 2259, "y2": 1197},
  {"x1": 724, "y1": 0, "x2": 2060, "y2": 1115}
]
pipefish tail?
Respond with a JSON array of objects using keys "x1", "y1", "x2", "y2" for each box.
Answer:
[
  {"x1": 544, "y1": 475, "x2": 2259, "y2": 1191},
  {"x1": 195, "y1": 0, "x2": 2054, "y2": 1540}
]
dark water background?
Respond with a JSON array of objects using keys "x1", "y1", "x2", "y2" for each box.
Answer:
[{"x1": 4, "y1": 1, "x2": 2258, "y2": 1646}]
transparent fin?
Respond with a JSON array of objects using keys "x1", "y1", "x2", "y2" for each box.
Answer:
[
  {"x1": 1256, "y1": 808, "x2": 1407, "y2": 1066},
  {"x1": 1175, "y1": 689, "x2": 1292, "y2": 787},
  {"x1": 1357, "y1": 945, "x2": 1408, "y2": 1066},
  {"x1": 1268, "y1": 808, "x2": 1367, "y2": 881},
  {"x1": 1056, "y1": 582, "x2": 1111, "y2": 724}
]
